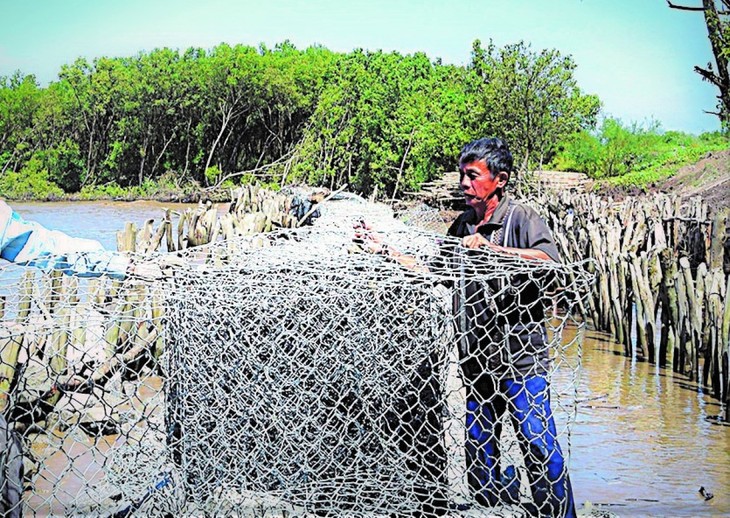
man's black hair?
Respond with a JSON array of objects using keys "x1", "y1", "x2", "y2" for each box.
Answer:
[{"x1": 458, "y1": 137, "x2": 514, "y2": 179}]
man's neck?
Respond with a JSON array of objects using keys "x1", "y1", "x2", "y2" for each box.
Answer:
[{"x1": 476, "y1": 193, "x2": 502, "y2": 226}]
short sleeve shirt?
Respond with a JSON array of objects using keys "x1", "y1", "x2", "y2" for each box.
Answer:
[
  {"x1": 445, "y1": 194, "x2": 559, "y2": 378},
  {"x1": 447, "y1": 195, "x2": 559, "y2": 261}
]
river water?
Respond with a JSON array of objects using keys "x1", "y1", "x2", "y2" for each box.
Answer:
[{"x1": 9, "y1": 201, "x2": 730, "y2": 517}]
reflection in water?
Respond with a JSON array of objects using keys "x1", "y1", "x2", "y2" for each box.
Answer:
[
  {"x1": 7, "y1": 202, "x2": 730, "y2": 516},
  {"x1": 571, "y1": 329, "x2": 729, "y2": 517}
]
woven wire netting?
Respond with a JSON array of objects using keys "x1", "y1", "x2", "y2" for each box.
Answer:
[
  {"x1": 0, "y1": 198, "x2": 593, "y2": 517},
  {"x1": 396, "y1": 203, "x2": 449, "y2": 234},
  {"x1": 0, "y1": 265, "x2": 173, "y2": 517}
]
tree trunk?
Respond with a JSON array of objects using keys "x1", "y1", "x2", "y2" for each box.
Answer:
[
  {"x1": 668, "y1": 0, "x2": 730, "y2": 126},
  {"x1": 391, "y1": 129, "x2": 415, "y2": 204},
  {"x1": 205, "y1": 107, "x2": 233, "y2": 180},
  {"x1": 700, "y1": 0, "x2": 730, "y2": 124}
]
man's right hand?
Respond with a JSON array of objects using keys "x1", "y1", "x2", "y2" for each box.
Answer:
[
  {"x1": 353, "y1": 220, "x2": 386, "y2": 255},
  {"x1": 461, "y1": 233, "x2": 490, "y2": 250}
]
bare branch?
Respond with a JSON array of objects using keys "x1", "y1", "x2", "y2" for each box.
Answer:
[
  {"x1": 694, "y1": 65, "x2": 723, "y2": 87},
  {"x1": 203, "y1": 149, "x2": 297, "y2": 192},
  {"x1": 667, "y1": 0, "x2": 730, "y2": 13},
  {"x1": 666, "y1": 0, "x2": 706, "y2": 11}
]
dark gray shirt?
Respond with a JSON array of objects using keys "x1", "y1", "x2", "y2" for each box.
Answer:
[
  {"x1": 446, "y1": 195, "x2": 559, "y2": 262},
  {"x1": 446, "y1": 195, "x2": 559, "y2": 378}
]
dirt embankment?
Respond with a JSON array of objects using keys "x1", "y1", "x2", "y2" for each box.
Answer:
[
  {"x1": 656, "y1": 149, "x2": 730, "y2": 212},
  {"x1": 593, "y1": 150, "x2": 730, "y2": 213}
]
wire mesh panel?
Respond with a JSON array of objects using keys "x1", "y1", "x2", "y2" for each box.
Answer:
[
  {"x1": 0, "y1": 266, "x2": 172, "y2": 517},
  {"x1": 164, "y1": 223, "x2": 592, "y2": 517},
  {"x1": 166, "y1": 251, "x2": 450, "y2": 516},
  {"x1": 396, "y1": 203, "x2": 449, "y2": 234},
  {"x1": 0, "y1": 199, "x2": 592, "y2": 517}
]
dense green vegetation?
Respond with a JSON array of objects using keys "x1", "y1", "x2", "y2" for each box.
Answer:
[
  {"x1": 551, "y1": 118, "x2": 729, "y2": 189},
  {"x1": 0, "y1": 40, "x2": 600, "y2": 200}
]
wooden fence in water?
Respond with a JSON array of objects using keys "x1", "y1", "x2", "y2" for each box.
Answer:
[
  {"x1": 147, "y1": 184, "x2": 729, "y2": 422},
  {"x1": 117, "y1": 184, "x2": 312, "y2": 253},
  {"x1": 0, "y1": 185, "x2": 326, "y2": 514},
  {"x1": 535, "y1": 190, "x2": 730, "y2": 420},
  {"x1": 4, "y1": 181, "x2": 729, "y2": 452},
  {"x1": 0, "y1": 185, "x2": 312, "y2": 434}
]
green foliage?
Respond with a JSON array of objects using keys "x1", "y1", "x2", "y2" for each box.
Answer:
[
  {"x1": 41, "y1": 139, "x2": 85, "y2": 191},
  {"x1": 0, "y1": 73, "x2": 42, "y2": 175},
  {"x1": 204, "y1": 165, "x2": 221, "y2": 186},
  {"x1": 78, "y1": 182, "x2": 130, "y2": 200},
  {"x1": 0, "y1": 155, "x2": 64, "y2": 200},
  {"x1": 552, "y1": 119, "x2": 730, "y2": 188},
  {"x1": 289, "y1": 50, "x2": 475, "y2": 195},
  {"x1": 551, "y1": 131, "x2": 603, "y2": 176},
  {"x1": 76, "y1": 176, "x2": 199, "y2": 201},
  {"x1": 0, "y1": 40, "x2": 596, "y2": 199},
  {"x1": 469, "y1": 40, "x2": 600, "y2": 169}
]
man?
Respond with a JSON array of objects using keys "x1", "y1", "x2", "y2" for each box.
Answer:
[
  {"x1": 0, "y1": 200, "x2": 165, "y2": 279},
  {"x1": 357, "y1": 137, "x2": 575, "y2": 516},
  {"x1": 448, "y1": 137, "x2": 575, "y2": 517}
]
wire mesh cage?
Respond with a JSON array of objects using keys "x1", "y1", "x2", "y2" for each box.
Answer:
[
  {"x1": 0, "y1": 199, "x2": 592, "y2": 517},
  {"x1": 0, "y1": 265, "x2": 171, "y2": 517}
]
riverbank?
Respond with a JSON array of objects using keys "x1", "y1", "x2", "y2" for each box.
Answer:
[
  {"x1": 4, "y1": 144, "x2": 729, "y2": 210},
  {"x1": 595, "y1": 148, "x2": 730, "y2": 213},
  {"x1": 1, "y1": 178, "x2": 219, "y2": 204}
]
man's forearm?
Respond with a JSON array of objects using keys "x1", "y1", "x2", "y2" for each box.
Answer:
[{"x1": 490, "y1": 245, "x2": 553, "y2": 262}]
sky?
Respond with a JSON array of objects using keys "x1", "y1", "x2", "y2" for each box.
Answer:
[{"x1": 0, "y1": 0, "x2": 722, "y2": 134}]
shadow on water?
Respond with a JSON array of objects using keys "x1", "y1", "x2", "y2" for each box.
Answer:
[{"x1": 570, "y1": 328, "x2": 730, "y2": 517}]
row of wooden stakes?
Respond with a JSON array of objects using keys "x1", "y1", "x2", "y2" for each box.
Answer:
[
  {"x1": 120, "y1": 184, "x2": 312, "y2": 253},
  {"x1": 536, "y1": 189, "x2": 729, "y2": 420},
  {"x1": 0, "y1": 185, "x2": 313, "y2": 438}
]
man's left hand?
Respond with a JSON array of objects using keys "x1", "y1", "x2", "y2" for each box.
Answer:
[
  {"x1": 461, "y1": 233, "x2": 491, "y2": 250},
  {"x1": 461, "y1": 234, "x2": 514, "y2": 255}
]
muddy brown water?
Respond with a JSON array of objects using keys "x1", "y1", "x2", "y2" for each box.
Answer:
[
  {"x1": 8, "y1": 201, "x2": 730, "y2": 517},
  {"x1": 570, "y1": 328, "x2": 729, "y2": 517}
]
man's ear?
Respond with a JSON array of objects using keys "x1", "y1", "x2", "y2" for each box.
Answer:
[{"x1": 496, "y1": 171, "x2": 509, "y2": 188}]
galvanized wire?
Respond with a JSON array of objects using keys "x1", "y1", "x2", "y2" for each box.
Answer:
[{"x1": 0, "y1": 197, "x2": 592, "y2": 517}]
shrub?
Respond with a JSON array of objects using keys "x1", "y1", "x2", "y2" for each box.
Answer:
[
  {"x1": 552, "y1": 120, "x2": 729, "y2": 188},
  {"x1": 0, "y1": 156, "x2": 64, "y2": 200},
  {"x1": 78, "y1": 182, "x2": 129, "y2": 200}
]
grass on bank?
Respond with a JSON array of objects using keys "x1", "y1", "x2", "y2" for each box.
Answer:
[
  {"x1": 0, "y1": 163, "x2": 205, "y2": 202},
  {"x1": 550, "y1": 119, "x2": 728, "y2": 190},
  {"x1": 0, "y1": 156, "x2": 287, "y2": 201}
]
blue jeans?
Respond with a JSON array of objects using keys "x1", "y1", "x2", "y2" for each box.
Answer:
[{"x1": 465, "y1": 375, "x2": 576, "y2": 518}]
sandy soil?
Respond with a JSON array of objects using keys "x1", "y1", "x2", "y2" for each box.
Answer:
[{"x1": 658, "y1": 149, "x2": 730, "y2": 212}]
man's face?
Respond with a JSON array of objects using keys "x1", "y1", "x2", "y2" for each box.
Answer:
[{"x1": 458, "y1": 159, "x2": 506, "y2": 214}]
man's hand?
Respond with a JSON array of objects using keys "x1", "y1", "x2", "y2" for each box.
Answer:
[
  {"x1": 461, "y1": 233, "x2": 491, "y2": 250},
  {"x1": 461, "y1": 234, "x2": 552, "y2": 261},
  {"x1": 353, "y1": 220, "x2": 385, "y2": 255}
]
